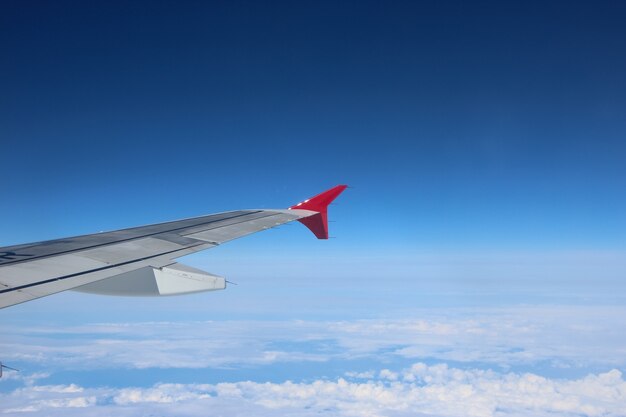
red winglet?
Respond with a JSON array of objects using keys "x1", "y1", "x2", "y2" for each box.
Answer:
[{"x1": 289, "y1": 185, "x2": 347, "y2": 239}]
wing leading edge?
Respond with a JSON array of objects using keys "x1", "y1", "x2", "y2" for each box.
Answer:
[{"x1": 0, "y1": 185, "x2": 347, "y2": 309}]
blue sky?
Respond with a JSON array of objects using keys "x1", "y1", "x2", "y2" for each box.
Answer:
[{"x1": 2, "y1": 1, "x2": 626, "y2": 416}]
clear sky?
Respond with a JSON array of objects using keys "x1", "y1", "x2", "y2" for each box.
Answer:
[{"x1": 1, "y1": 1, "x2": 626, "y2": 416}]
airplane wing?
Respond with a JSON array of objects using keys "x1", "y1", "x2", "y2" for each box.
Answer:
[{"x1": 0, "y1": 185, "x2": 347, "y2": 309}]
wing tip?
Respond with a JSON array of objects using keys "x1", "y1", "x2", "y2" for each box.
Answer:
[{"x1": 289, "y1": 185, "x2": 348, "y2": 239}]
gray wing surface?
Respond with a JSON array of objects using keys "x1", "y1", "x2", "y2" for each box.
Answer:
[{"x1": 0, "y1": 208, "x2": 314, "y2": 309}]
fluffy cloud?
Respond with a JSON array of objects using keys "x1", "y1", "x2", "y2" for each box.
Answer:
[
  {"x1": 1, "y1": 363, "x2": 625, "y2": 417},
  {"x1": 2, "y1": 306, "x2": 626, "y2": 416}
]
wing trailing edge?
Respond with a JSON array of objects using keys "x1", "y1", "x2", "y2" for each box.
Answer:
[{"x1": 289, "y1": 185, "x2": 348, "y2": 239}]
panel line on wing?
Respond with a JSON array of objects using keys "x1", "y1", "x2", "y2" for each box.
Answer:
[
  {"x1": 178, "y1": 211, "x2": 281, "y2": 237},
  {"x1": 0, "y1": 211, "x2": 263, "y2": 267},
  {"x1": 0, "y1": 243, "x2": 207, "y2": 295}
]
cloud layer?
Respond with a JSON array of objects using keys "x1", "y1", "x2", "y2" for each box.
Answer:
[
  {"x1": 2, "y1": 362, "x2": 626, "y2": 417},
  {"x1": 2, "y1": 306, "x2": 626, "y2": 416},
  {"x1": 3, "y1": 306, "x2": 626, "y2": 372}
]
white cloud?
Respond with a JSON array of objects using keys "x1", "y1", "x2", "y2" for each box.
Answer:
[
  {"x1": 2, "y1": 306, "x2": 626, "y2": 372},
  {"x1": 2, "y1": 306, "x2": 626, "y2": 417},
  {"x1": 1, "y1": 363, "x2": 625, "y2": 417},
  {"x1": 327, "y1": 306, "x2": 626, "y2": 368},
  {"x1": 3, "y1": 391, "x2": 95, "y2": 414},
  {"x1": 379, "y1": 369, "x2": 399, "y2": 381},
  {"x1": 345, "y1": 370, "x2": 375, "y2": 379}
]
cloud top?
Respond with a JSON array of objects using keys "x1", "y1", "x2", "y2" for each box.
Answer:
[{"x1": 2, "y1": 363, "x2": 625, "y2": 417}]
